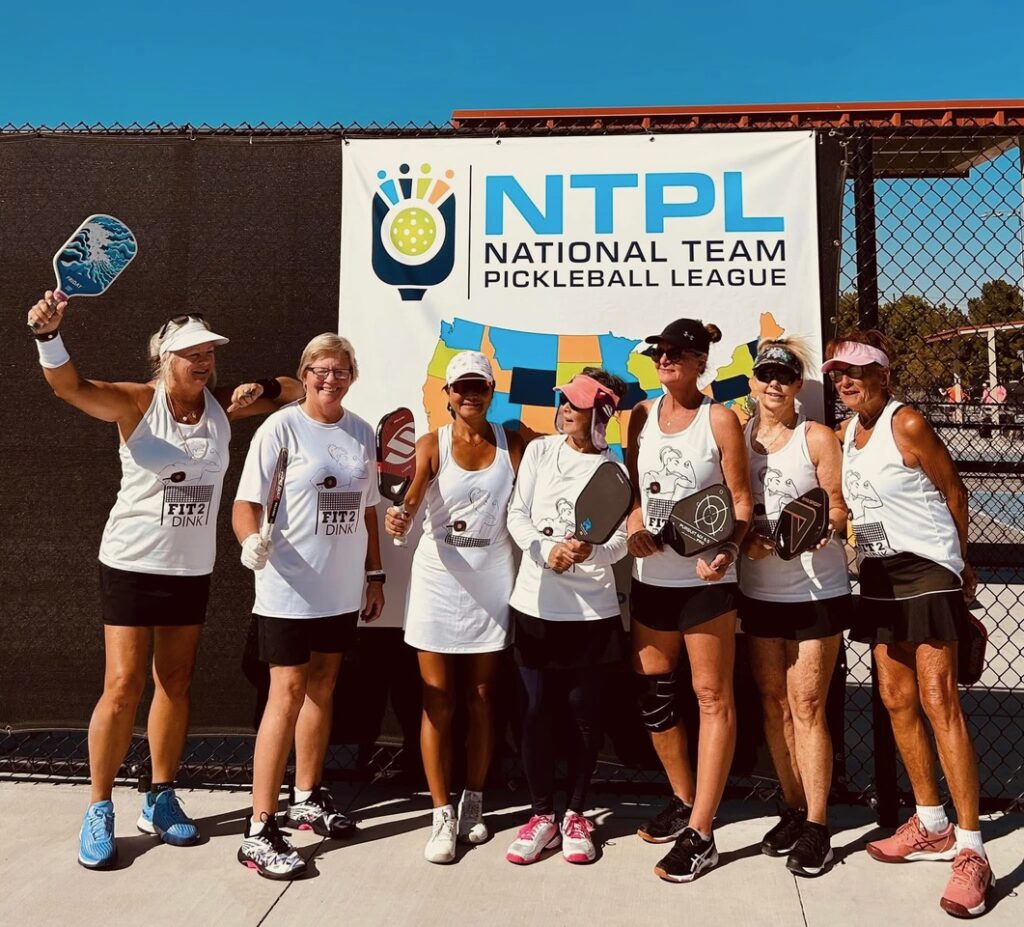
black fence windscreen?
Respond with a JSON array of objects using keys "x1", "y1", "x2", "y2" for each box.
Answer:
[{"x1": 1, "y1": 118, "x2": 1022, "y2": 816}]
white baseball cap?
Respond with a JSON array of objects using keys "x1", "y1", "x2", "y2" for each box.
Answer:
[
  {"x1": 159, "y1": 317, "x2": 230, "y2": 355},
  {"x1": 445, "y1": 350, "x2": 494, "y2": 386}
]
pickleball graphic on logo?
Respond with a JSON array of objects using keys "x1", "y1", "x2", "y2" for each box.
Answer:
[{"x1": 372, "y1": 162, "x2": 456, "y2": 301}]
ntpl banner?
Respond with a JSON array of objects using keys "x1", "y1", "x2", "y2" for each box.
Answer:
[{"x1": 341, "y1": 133, "x2": 822, "y2": 439}]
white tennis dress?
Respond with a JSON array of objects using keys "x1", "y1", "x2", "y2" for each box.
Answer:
[{"x1": 404, "y1": 425, "x2": 516, "y2": 653}]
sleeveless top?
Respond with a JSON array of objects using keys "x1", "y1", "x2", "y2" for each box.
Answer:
[
  {"x1": 415, "y1": 424, "x2": 515, "y2": 573},
  {"x1": 739, "y1": 417, "x2": 849, "y2": 602},
  {"x1": 841, "y1": 399, "x2": 963, "y2": 576},
  {"x1": 632, "y1": 395, "x2": 737, "y2": 587},
  {"x1": 99, "y1": 382, "x2": 230, "y2": 576}
]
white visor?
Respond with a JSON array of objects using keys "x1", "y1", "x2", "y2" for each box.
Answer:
[{"x1": 159, "y1": 318, "x2": 230, "y2": 355}]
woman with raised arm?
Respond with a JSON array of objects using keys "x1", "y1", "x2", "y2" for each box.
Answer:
[
  {"x1": 234, "y1": 333, "x2": 384, "y2": 881},
  {"x1": 738, "y1": 337, "x2": 851, "y2": 878},
  {"x1": 385, "y1": 351, "x2": 524, "y2": 864},
  {"x1": 503, "y1": 368, "x2": 629, "y2": 867},
  {"x1": 826, "y1": 330, "x2": 992, "y2": 919},
  {"x1": 625, "y1": 318, "x2": 752, "y2": 883},
  {"x1": 27, "y1": 292, "x2": 301, "y2": 871}
]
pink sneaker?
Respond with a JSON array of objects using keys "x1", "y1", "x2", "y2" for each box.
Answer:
[
  {"x1": 561, "y1": 812, "x2": 596, "y2": 864},
  {"x1": 940, "y1": 849, "x2": 994, "y2": 918},
  {"x1": 506, "y1": 814, "x2": 560, "y2": 865},
  {"x1": 866, "y1": 814, "x2": 956, "y2": 863}
]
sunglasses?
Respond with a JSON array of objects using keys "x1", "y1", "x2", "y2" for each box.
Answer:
[
  {"x1": 754, "y1": 365, "x2": 800, "y2": 386},
  {"x1": 448, "y1": 378, "x2": 491, "y2": 395},
  {"x1": 306, "y1": 366, "x2": 353, "y2": 381},
  {"x1": 643, "y1": 345, "x2": 704, "y2": 364},
  {"x1": 827, "y1": 365, "x2": 868, "y2": 382},
  {"x1": 159, "y1": 313, "x2": 206, "y2": 339}
]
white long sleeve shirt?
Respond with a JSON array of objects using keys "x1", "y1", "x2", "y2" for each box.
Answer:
[{"x1": 507, "y1": 435, "x2": 628, "y2": 621}]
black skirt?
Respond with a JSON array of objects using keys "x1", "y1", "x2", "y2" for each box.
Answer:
[
  {"x1": 851, "y1": 553, "x2": 967, "y2": 645},
  {"x1": 630, "y1": 580, "x2": 738, "y2": 634},
  {"x1": 99, "y1": 563, "x2": 211, "y2": 627},
  {"x1": 739, "y1": 594, "x2": 852, "y2": 642},
  {"x1": 512, "y1": 609, "x2": 623, "y2": 670}
]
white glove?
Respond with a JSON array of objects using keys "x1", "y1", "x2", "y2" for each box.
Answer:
[{"x1": 241, "y1": 532, "x2": 271, "y2": 571}]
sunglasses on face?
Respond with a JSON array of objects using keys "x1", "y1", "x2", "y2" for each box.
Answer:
[
  {"x1": 827, "y1": 365, "x2": 868, "y2": 382},
  {"x1": 644, "y1": 345, "x2": 703, "y2": 364},
  {"x1": 754, "y1": 365, "x2": 800, "y2": 386},
  {"x1": 306, "y1": 366, "x2": 353, "y2": 381},
  {"x1": 449, "y1": 378, "x2": 490, "y2": 395},
  {"x1": 159, "y1": 312, "x2": 206, "y2": 339}
]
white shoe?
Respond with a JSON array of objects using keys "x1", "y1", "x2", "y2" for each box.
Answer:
[
  {"x1": 424, "y1": 806, "x2": 457, "y2": 864},
  {"x1": 506, "y1": 814, "x2": 560, "y2": 865},
  {"x1": 457, "y1": 790, "x2": 489, "y2": 844},
  {"x1": 561, "y1": 811, "x2": 596, "y2": 864}
]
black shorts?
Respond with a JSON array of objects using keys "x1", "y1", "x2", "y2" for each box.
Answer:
[
  {"x1": 255, "y1": 612, "x2": 359, "y2": 666},
  {"x1": 512, "y1": 609, "x2": 623, "y2": 670},
  {"x1": 100, "y1": 563, "x2": 210, "y2": 627},
  {"x1": 851, "y1": 553, "x2": 967, "y2": 645},
  {"x1": 739, "y1": 594, "x2": 852, "y2": 642},
  {"x1": 630, "y1": 580, "x2": 738, "y2": 634}
]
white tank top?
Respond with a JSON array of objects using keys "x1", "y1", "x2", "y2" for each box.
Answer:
[
  {"x1": 415, "y1": 424, "x2": 515, "y2": 574},
  {"x1": 99, "y1": 383, "x2": 230, "y2": 576},
  {"x1": 841, "y1": 399, "x2": 963, "y2": 575},
  {"x1": 739, "y1": 417, "x2": 850, "y2": 602},
  {"x1": 632, "y1": 395, "x2": 737, "y2": 587}
]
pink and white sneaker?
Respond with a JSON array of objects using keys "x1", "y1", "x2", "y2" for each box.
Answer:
[
  {"x1": 506, "y1": 814, "x2": 560, "y2": 865},
  {"x1": 940, "y1": 849, "x2": 995, "y2": 918},
  {"x1": 866, "y1": 814, "x2": 956, "y2": 863},
  {"x1": 561, "y1": 811, "x2": 596, "y2": 864}
]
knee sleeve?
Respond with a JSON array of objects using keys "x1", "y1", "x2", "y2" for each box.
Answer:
[{"x1": 639, "y1": 672, "x2": 678, "y2": 733}]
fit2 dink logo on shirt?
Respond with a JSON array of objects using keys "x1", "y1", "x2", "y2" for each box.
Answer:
[
  {"x1": 311, "y1": 446, "x2": 367, "y2": 536},
  {"x1": 159, "y1": 451, "x2": 222, "y2": 527},
  {"x1": 372, "y1": 162, "x2": 456, "y2": 301}
]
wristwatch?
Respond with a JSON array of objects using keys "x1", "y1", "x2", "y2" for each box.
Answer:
[{"x1": 366, "y1": 570, "x2": 386, "y2": 584}]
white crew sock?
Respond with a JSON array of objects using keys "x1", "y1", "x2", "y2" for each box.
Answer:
[
  {"x1": 294, "y1": 787, "x2": 313, "y2": 804},
  {"x1": 954, "y1": 826, "x2": 986, "y2": 858},
  {"x1": 433, "y1": 803, "x2": 455, "y2": 822},
  {"x1": 916, "y1": 804, "x2": 950, "y2": 833},
  {"x1": 249, "y1": 816, "x2": 266, "y2": 836}
]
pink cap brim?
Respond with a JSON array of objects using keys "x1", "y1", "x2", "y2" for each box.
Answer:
[
  {"x1": 821, "y1": 342, "x2": 890, "y2": 373},
  {"x1": 555, "y1": 375, "x2": 620, "y2": 409}
]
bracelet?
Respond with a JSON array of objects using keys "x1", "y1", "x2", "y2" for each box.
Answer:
[
  {"x1": 33, "y1": 329, "x2": 61, "y2": 342},
  {"x1": 717, "y1": 542, "x2": 740, "y2": 561},
  {"x1": 36, "y1": 331, "x2": 71, "y2": 369},
  {"x1": 366, "y1": 570, "x2": 386, "y2": 584},
  {"x1": 255, "y1": 378, "x2": 282, "y2": 400}
]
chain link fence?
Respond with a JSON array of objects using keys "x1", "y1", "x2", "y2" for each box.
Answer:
[{"x1": 1, "y1": 113, "x2": 1021, "y2": 815}]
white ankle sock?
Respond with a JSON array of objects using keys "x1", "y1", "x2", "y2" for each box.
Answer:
[
  {"x1": 433, "y1": 803, "x2": 455, "y2": 821},
  {"x1": 294, "y1": 787, "x2": 313, "y2": 804},
  {"x1": 249, "y1": 816, "x2": 266, "y2": 836},
  {"x1": 916, "y1": 804, "x2": 950, "y2": 833},
  {"x1": 954, "y1": 826, "x2": 986, "y2": 858}
]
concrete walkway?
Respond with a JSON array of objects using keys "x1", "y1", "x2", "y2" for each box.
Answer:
[{"x1": 0, "y1": 780, "x2": 1020, "y2": 926}]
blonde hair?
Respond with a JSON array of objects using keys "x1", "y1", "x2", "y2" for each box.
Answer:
[
  {"x1": 756, "y1": 333, "x2": 816, "y2": 378},
  {"x1": 148, "y1": 317, "x2": 218, "y2": 386},
  {"x1": 297, "y1": 333, "x2": 359, "y2": 382}
]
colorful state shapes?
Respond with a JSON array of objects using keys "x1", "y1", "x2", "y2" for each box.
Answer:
[
  {"x1": 487, "y1": 391, "x2": 523, "y2": 430},
  {"x1": 759, "y1": 311, "x2": 784, "y2": 340},
  {"x1": 422, "y1": 374, "x2": 449, "y2": 429},
  {"x1": 489, "y1": 327, "x2": 558, "y2": 371},
  {"x1": 439, "y1": 318, "x2": 485, "y2": 351},
  {"x1": 427, "y1": 341, "x2": 462, "y2": 379},
  {"x1": 597, "y1": 333, "x2": 638, "y2": 379},
  {"x1": 557, "y1": 334, "x2": 602, "y2": 363},
  {"x1": 714, "y1": 339, "x2": 757, "y2": 383},
  {"x1": 480, "y1": 327, "x2": 512, "y2": 393},
  {"x1": 555, "y1": 361, "x2": 591, "y2": 386},
  {"x1": 627, "y1": 351, "x2": 661, "y2": 390},
  {"x1": 509, "y1": 367, "x2": 558, "y2": 406},
  {"x1": 620, "y1": 379, "x2": 650, "y2": 411},
  {"x1": 518, "y1": 402, "x2": 556, "y2": 436},
  {"x1": 711, "y1": 374, "x2": 751, "y2": 403},
  {"x1": 604, "y1": 415, "x2": 623, "y2": 451}
]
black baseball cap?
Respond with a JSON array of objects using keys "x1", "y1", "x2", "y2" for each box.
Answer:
[{"x1": 645, "y1": 318, "x2": 712, "y2": 355}]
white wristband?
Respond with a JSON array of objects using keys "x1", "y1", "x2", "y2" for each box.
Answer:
[{"x1": 36, "y1": 332, "x2": 71, "y2": 369}]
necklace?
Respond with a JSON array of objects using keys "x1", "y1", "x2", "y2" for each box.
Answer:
[
  {"x1": 855, "y1": 403, "x2": 886, "y2": 436},
  {"x1": 755, "y1": 414, "x2": 797, "y2": 454},
  {"x1": 167, "y1": 392, "x2": 205, "y2": 461}
]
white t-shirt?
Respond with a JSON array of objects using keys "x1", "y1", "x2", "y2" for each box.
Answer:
[
  {"x1": 507, "y1": 435, "x2": 628, "y2": 621},
  {"x1": 236, "y1": 402, "x2": 380, "y2": 618}
]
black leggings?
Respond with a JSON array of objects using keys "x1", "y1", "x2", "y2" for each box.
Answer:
[{"x1": 517, "y1": 665, "x2": 603, "y2": 815}]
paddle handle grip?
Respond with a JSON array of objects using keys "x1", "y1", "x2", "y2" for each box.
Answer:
[{"x1": 393, "y1": 502, "x2": 409, "y2": 548}]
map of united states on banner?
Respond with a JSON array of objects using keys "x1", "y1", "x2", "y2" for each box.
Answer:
[{"x1": 422, "y1": 312, "x2": 785, "y2": 459}]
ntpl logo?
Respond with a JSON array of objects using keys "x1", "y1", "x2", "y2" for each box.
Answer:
[{"x1": 372, "y1": 163, "x2": 456, "y2": 301}]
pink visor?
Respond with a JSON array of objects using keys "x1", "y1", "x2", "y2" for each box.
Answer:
[
  {"x1": 555, "y1": 375, "x2": 621, "y2": 410},
  {"x1": 821, "y1": 342, "x2": 890, "y2": 373}
]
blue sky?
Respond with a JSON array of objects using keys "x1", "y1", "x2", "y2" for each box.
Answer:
[{"x1": 4, "y1": 1, "x2": 1022, "y2": 127}]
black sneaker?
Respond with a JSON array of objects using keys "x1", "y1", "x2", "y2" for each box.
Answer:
[
  {"x1": 654, "y1": 827, "x2": 719, "y2": 883},
  {"x1": 238, "y1": 814, "x2": 307, "y2": 881},
  {"x1": 638, "y1": 795, "x2": 693, "y2": 844},
  {"x1": 285, "y1": 784, "x2": 356, "y2": 839},
  {"x1": 761, "y1": 806, "x2": 807, "y2": 857},
  {"x1": 786, "y1": 822, "x2": 834, "y2": 877}
]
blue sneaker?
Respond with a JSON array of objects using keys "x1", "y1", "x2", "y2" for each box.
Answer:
[
  {"x1": 79, "y1": 800, "x2": 117, "y2": 870},
  {"x1": 137, "y1": 789, "x2": 200, "y2": 846}
]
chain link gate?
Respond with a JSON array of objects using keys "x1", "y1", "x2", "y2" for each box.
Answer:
[{"x1": 2, "y1": 109, "x2": 1022, "y2": 817}]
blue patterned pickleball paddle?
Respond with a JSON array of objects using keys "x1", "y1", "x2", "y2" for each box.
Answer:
[{"x1": 51, "y1": 214, "x2": 138, "y2": 302}]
